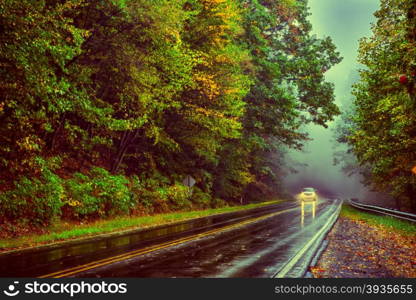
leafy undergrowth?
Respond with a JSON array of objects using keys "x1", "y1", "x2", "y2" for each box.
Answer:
[
  {"x1": 0, "y1": 200, "x2": 282, "y2": 252},
  {"x1": 340, "y1": 204, "x2": 416, "y2": 235},
  {"x1": 311, "y1": 204, "x2": 416, "y2": 278}
]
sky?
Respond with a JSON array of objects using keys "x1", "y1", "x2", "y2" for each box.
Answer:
[{"x1": 284, "y1": 0, "x2": 382, "y2": 200}]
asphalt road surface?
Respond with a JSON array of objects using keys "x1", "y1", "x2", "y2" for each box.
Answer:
[{"x1": 0, "y1": 199, "x2": 341, "y2": 278}]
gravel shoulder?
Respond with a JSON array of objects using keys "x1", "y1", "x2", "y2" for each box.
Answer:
[{"x1": 311, "y1": 216, "x2": 416, "y2": 278}]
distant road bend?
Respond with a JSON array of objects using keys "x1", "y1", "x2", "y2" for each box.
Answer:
[{"x1": 0, "y1": 199, "x2": 341, "y2": 278}]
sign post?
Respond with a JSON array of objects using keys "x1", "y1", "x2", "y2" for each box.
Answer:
[{"x1": 182, "y1": 175, "x2": 196, "y2": 196}]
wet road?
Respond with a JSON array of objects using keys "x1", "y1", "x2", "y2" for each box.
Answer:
[
  {"x1": 0, "y1": 199, "x2": 341, "y2": 278},
  {"x1": 74, "y1": 198, "x2": 340, "y2": 278},
  {"x1": 0, "y1": 202, "x2": 294, "y2": 277}
]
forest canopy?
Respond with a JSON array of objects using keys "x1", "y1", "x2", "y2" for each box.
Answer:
[{"x1": 0, "y1": 0, "x2": 341, "y2": 230}]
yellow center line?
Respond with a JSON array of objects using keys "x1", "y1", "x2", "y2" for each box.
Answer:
[{"x1": 38, "y1": 206, "x2": 296, "y2": 278}]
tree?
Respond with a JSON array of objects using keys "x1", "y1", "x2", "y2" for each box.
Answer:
[
  {"x1": 66, "y1": 0, "x2": 196, "y2": 173},
  {"x1": 0, "y1": 0, "x2": 95, "y2": 178},
  {"x1": 214, "y1": 0, "x2": 342, "y2": 201},
  {"x1": 348, "y1": 0, "x2": 416, "y2": 211},
  {"x1": 143, "y1": 0, "x2": 251, "y2": 193}
]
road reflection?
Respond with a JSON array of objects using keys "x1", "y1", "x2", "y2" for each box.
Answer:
[{"x1": 300, "y1": 201, "x2": 316, "y2": 227}]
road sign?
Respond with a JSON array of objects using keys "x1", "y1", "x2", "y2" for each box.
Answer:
[{"x1": 182, "y1": 175, "x2": 196, "y2": 187}]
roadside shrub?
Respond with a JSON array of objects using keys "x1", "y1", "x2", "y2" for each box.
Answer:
[
  {"x1": 64, "y1": 167, "x2": 132, "y2": 219},
  {"x1": 243, "y1": 181, "x2": 271, "y2": 203},
  {"x1": 166, "y1": 184, "x2": 192, "y2": 210},
  {"x1": 129, "y1": 175, "x2": 193, "y2": 213},
  {"x1": 211, "y1": 197, "x2": 227, "y2": 208},
  {"x1": 151, "y1": 188, "x2": 170, "y2": 213},
  {"x1": 129, "y1": 176, "x2": 156, "y2": 214},
  {"x1": 190, "y1": 187, "x2": 212, "y2": 209},
  {"x1": 0, "y1": 167, "x2": 64, "y2": 226}
]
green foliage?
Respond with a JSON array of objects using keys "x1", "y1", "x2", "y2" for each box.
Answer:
[
  {"x1": 0, "y1": 0, "x2": 103, "y2": 174},
  {"x1": 127, "y1": 174, "x2": 169, "y2": 213},
  {"x1": 0, "y1": 161, "x2": 64, "y2": 225},
  {"x1": 213, "y1": 0, "x2": 341, "y2": 201},
  {"x1": 211, "y1": 197, "x2": 228, "y2": 209},
  {"x1": 190, "y1": 187, "x2": 212, "y2": 209},
  {"x1": 342, "y1": 204, "x2": 416, "y2": 235},
  {"x1": 128, "y1": 176, "x2": 153, "y2": 213},
  {"x1": 0, "y1": 0, "x2": 342, "y2": 228},
  {"x1": 65, "y1": 167, "x2": 132, "y2": 218},
  {"x1": 344, "y1": 0, "x2": 416, "y2": 211},
  {"x1": 165, "y1": 184, "x2": 192, "y2": 210},
  {"x1": 129, "y1": 174, "x2": 193, "y2": 212},
  {"x1": 146, "y1": 0, "x2": 251, "y2": 190}
]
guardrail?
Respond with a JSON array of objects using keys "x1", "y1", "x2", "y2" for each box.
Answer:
[{"x1": 349, "y1": 200, "x2": 416, "y2": 223}]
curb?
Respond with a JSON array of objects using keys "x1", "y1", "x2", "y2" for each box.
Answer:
[
  {"x1": 300, "y1": 206, "x2": 339, "y2": 278},
  {"x1": 303, "y1": 201, "x2": 341, "y2": 278},
  {"x1": 304, "y1": 239, "x2": 329, "y2": 278}
]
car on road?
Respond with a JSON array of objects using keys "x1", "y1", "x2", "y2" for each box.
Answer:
[{"x1": 300, "y1": 187, "x2": 317, "y2": 202}]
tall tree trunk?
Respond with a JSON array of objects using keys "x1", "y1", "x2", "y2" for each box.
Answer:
[
  {"x1": 111, "y1": 129, "x2": 139, "y2": 173},
  {"x1": 48, "y1": 114, "x2": 66, "y2": 151}
]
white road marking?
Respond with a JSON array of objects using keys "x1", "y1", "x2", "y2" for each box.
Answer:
[{"x1": 273, "y1": 201, "x2": 342, "y2": 278}]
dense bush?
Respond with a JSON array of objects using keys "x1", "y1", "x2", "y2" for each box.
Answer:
[
  {"x1": 211, "y1": 197, "x2": 228, "y2": 209},
  {"x1": 64, "y1": 167, "x2": 132, "y2": 219},
  {"x1": 0, "y1": 167, "x2": 64, "y2": 225},
  {"x1": 190, "y1": 187, "x2": 212, "y2": 209},
  {"x1": 128, "y1": 176, "x2": 153, "y2": 214},
  {"x1": 129, "y1": 175, "x2": 193, "y2": 213},
  {"x1": 128, "y1": 175, "x2": 167, "y2": 213},
  {"x1": 166, "y1": 184, "x2": 192, "y2": 210}
]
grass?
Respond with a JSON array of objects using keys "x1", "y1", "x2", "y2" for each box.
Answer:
[
  {"x1": 0, "y1": 200, "x2": 284, "y2": 251},
  {"x1": 341, "y1": 204, "x2": 416, "y2": 236}
]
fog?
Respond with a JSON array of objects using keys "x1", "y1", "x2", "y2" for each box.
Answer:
[{"x1": 284, "y1": 0, "x2": 393, "y2": 204}]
